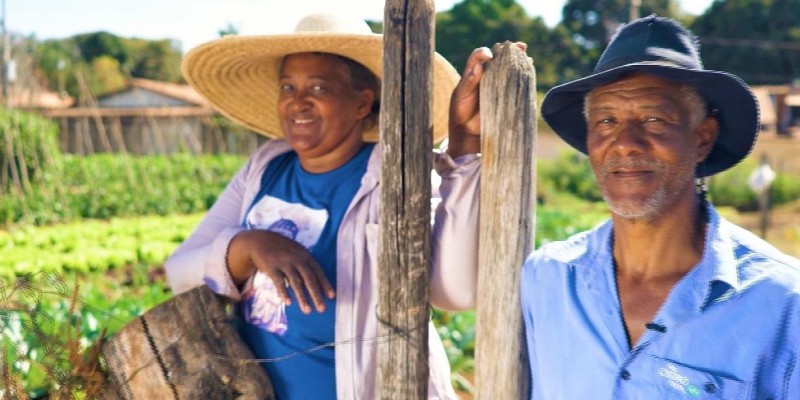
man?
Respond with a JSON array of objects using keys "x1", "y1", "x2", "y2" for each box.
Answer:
[{"x1": 522, "y1": 15, "x2": 800, "y2": 399}]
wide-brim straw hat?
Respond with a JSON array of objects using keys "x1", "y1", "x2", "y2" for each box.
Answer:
[
  {"x1": 182, "y1": 12, "x2": 461, "y2": 144},
  {"x1": 541, "y1": 15, "x2": 759, "y2": 177}
]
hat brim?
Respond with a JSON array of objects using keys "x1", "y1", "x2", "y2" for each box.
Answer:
[
  {"x1": 541, "y1": 63, "x2": 760, "y2": 177},
  {"x1": 182, "y1": 33, "x2": 460, "y2": 144}
]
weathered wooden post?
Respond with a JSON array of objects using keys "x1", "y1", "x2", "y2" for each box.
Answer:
[
  {"x1": 100, "y1": 286, "x2": 274, "y2": 399},
  {"x1": 377, "y1": 0, "x2": 434, "y2": 398},
  {"x1": 474, "y1": 42, "x2": 536, "y2": 400}
]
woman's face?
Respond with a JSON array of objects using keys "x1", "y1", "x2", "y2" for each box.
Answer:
[{"x1": 277, "y1": 53, "x2": 375, "y2": 167}]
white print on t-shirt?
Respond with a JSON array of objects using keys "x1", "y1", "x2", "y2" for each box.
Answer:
[
  {"x1": 241, "y1": 196, "x2": 329, "y2": 334},
  {"x1": 246, "y1": 196, "x2": 328, "y2": 248}
]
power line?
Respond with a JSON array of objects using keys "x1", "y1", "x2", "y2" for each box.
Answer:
[{"x1": 700, "y1": 36, "x2": 800, "y2": 51}]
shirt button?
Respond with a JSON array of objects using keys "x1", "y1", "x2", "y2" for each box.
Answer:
[
  {"x1": 704, "y1": 383, "x2": 717, "y2": 393},
  {"x1": 620, "y1": 369, "x2": 632, "y2": 380}
]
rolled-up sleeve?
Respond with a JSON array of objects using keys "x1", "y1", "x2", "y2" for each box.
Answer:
[{"x1": 164, "y1": 160, "x2": 251, "y2": 300}]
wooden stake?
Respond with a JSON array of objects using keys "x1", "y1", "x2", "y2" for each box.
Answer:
[
  {"x1": 377, "y1": 0, "x2": 434, "y2": 398},
  {"x1": 474, "y1": 42, "x2": 536, "y2": 400}
]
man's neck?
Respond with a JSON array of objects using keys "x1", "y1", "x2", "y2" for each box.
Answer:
[
  {"x1": 611, "y1": 201, "x2": 707, "y2": 281},
  {"x1": 611, "y1": 200, "x2": 708, "y2": 348}
]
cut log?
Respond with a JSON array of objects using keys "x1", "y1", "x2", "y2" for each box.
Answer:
[{"x1": 100, "y1": 285, "x2": 274, "y2": 399}]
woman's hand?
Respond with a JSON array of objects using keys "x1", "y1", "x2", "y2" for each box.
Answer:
[
  {"x1": 227, "y1": 230, "x2": 335, "y2": 314},
  {"x1": 447, "y1": 42, "x2": 528, "y2": 158}
]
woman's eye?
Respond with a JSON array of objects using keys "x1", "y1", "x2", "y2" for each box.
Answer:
[
  {"x1": 279, "y1": 84, "x2": 293, "y2": 92},
  {"x1": 645, "y1": 116, "x2": 664, "y2": 123}
]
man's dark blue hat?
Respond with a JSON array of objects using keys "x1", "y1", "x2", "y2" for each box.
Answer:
[{"x1": 540, "y1": 15, "x2": 759, "y2": 177}]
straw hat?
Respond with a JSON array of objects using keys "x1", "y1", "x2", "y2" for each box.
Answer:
[
  {"x1": 182, "y1": 12, "x2": 461, "y2": 143},
  {"x1": 541, "y1": 15, "x2": 759, "y2": 177}
]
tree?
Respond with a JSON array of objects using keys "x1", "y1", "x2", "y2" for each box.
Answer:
[
  {"x1": 691, "y1": 0, "x2": 800, "y2": 85},
  {"x1": 33, "y1": 33, "x2": 184, "y2": 99},
  {"x1": 218, "y1": 23, "x2": 240, "y2": 37},
  {"x1": 436, "y1": 0, "x2": 533, "y2": 73},
  {"x1": 126, "y1": 39, "x2": 183, "y2": 83},
  {"x1": 84, "y1": 55, "x2": 127, "y2": 99},
  {"x1": 434, "y1": 0, "x2": 585, "y2": 89},
  {"x1": 73, "y1": 32, "x2": 130, "y2": 66},
  {"x1": 561, "y1": 0, "x2": 678, "y2": 51},
  {"x1": 34, "y1": 38, "x2": 83, "y2": 96}
]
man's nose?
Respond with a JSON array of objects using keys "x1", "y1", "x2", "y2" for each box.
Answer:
[{"x1": 610, "y1": 121, "x2": 647, "y2": 154}]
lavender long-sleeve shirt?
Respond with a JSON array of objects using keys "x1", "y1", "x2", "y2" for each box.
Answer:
[{"x1": 166, "y1": 139, "x2": 481, "y2": 399}]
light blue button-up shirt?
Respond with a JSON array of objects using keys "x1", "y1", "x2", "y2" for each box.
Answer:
[{"x1": 521, "y1": 204, "x2": 800, "y2": 399}]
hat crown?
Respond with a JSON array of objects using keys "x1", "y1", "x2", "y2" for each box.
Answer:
[
  {"x1": 594, "y1": 15, "x2": 703, "y2": 73},
  {"x1": 294, "y1": 13, "x2": 373, "y2": 35}
]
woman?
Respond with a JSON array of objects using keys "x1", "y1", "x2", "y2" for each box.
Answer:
[{"x1": 165, "y1": 12, "x2": 486, "y2": 400}]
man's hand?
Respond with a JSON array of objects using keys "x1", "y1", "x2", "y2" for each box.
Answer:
[
  {"x1": 227, "y1": 230, "x2": 335, "y2": 314},
  {"x1": 446, "y1": 42, "x2": 528, "y2": 158}
]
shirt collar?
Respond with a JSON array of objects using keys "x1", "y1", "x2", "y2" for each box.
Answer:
[
  {"x1": 693, "y1": 203, "x2": 741, "y2": 307},
  {"x1": 582, "y1": 204, "x2": 742, "y2": 309}
]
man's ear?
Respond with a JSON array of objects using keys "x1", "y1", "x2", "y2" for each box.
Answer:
[{"x1": 695, "y1": 116, "x2": 719, "y2": 163}]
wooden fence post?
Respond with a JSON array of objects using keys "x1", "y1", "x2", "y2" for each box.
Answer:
[
  {"x1": 474, "y1": 42, "x2": 536, "y2": 400},
  {"x1": 377, "y1": 0, "x2": 434, "y2": 398}
]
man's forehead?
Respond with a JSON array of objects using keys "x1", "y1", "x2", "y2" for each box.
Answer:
[
  {"x1": 594, "y1": 73, "x2": 681, "y2": 92},
  {"x1": 587, "y1": 74, "x2": 686, "y2": 105}
]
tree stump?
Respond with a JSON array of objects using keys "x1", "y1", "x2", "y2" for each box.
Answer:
[{"x1": 100, "y1": 285, "x2": 274, "y2": 399}]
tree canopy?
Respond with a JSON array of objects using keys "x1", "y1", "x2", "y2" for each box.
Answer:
[
  {"x1": 690, "y1": 0, "x2": 800, "y2": 84},
  {"x1": 22, "y1": 0, "x2": 800, "y2": 100},
  {"x1": 32, "y1": 32, "x2": 184, "y2": 100}
]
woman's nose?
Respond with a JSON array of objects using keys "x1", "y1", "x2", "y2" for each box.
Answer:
[{"x1": 287, "y1": 91, "x2": 312, "y2": 111}]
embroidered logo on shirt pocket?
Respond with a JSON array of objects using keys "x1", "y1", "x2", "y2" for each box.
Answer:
[{"x1": 644, "y1": 355, "x2": 753, "y2": 399}]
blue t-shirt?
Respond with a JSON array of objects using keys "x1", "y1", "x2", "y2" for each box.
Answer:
[{"x1": 238, "y1": 143, "x2": 374, "y2": 400}]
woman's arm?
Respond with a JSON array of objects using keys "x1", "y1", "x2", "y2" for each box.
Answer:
[
  {"x1": 164, "y1": 160, "x2": 252, "y2": 298},
  {"x1": 429, "y1": 152, "x2": 480, "y2": 311}
]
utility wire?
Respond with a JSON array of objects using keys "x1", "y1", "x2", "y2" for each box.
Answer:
[{"x1": 700, "y1": 36, "x2": 800, "y2": 51}]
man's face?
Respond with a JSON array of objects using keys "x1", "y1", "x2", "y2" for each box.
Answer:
[{"x1": 585, "y1": 74, "x2": 717, "y2": 221}]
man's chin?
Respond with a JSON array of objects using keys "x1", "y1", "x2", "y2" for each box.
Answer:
[{"x1": 606, "y1": 199, "x2": 664, "y2": 222}]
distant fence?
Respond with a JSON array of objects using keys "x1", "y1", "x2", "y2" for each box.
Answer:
[{"x1": 42, "y1": 110, "x2": 267, "y2": 155}]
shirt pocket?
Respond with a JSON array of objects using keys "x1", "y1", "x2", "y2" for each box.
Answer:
[{"x1": 638, "y1": 354, "x2": 753, "y2": 399}]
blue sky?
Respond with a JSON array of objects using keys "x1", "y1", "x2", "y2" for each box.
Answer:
[{"x1": 7, "y1": 0, "x2": 713, "y2": 53}]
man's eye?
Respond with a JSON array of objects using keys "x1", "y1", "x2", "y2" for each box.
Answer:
[
  {"x1": 645, "y1": 116, "x2": 664, "y2": 122},
  {"x1": 280, "y1": 84, "x2": 293, "y2": 92}
]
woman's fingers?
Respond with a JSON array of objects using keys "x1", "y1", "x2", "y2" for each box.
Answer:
[
  {"x1": 293, "y1": 259, "x2": 331, "y2": 314},
  {"x1": 244, "y1": 230, "x2": 334, "y2": 314},
  {"x1": 269, "y1": 269, "x2": 293, "y2": 307},
  {"x1": 262, "y1": 258, "x2": 333, "y2": 315}
]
